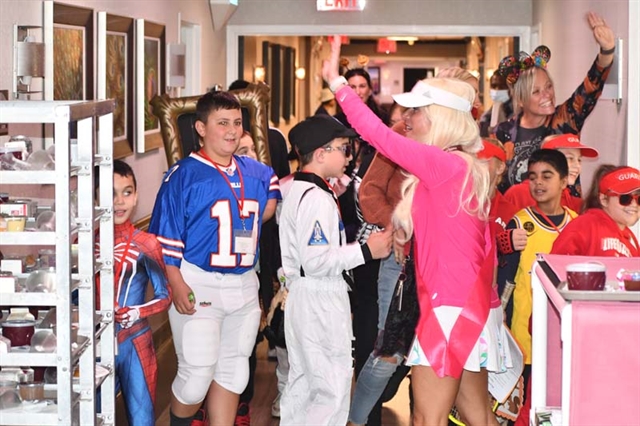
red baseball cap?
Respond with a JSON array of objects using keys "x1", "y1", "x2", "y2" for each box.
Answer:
[
  {"x1": 542, "y1": 134, "x2": 599, "y2": 158},
  {"x1": 599, "y1": 167, "x2": 640, "y2": 195},
  {"x1": 477, "y1": 139, "x2": 507, "y2": 162}
]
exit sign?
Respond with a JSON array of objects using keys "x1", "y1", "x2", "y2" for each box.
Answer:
[{"x1": 317, "y1": 0, "x2": 366, "y2": 11}]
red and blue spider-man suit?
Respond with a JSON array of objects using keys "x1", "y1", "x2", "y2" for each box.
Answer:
[{"x1": 100, "y1": 220, "x2": 171, "y2": 426}]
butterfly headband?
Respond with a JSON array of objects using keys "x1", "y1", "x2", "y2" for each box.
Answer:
[{"x1": 497, "y1": 45, "x2": 551, "y2": 86}]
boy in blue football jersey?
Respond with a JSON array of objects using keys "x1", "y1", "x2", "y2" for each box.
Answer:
[{"x1": 149, "y1": 91, "x2": 280, "y2": 426}]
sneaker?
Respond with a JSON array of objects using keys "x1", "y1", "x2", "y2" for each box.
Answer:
[
  {"x1": 234, "y1": 402, "x2": 251, "y2": 426},
  {"x1": 271, "y1": 393, "x2": 281, "y2": 418},
  {"x1": 190, "y1": 408, "x2": 208, "y2": 426}
]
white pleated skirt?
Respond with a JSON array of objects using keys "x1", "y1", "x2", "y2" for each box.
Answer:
[{"x1": 406, "y1": 306, "x2": 512, "y2": 373}]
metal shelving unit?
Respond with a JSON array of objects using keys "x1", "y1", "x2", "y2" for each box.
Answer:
[{"x1": 0, "y1": 100, "x2": 115, "y2": 425}]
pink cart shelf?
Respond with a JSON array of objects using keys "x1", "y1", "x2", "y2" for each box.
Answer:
[{"x1": 531, "y1": 254, "x2": 640, "y2": 425}]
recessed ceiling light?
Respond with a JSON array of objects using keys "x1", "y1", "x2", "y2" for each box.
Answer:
[{"x1": 387, "y1": 36, "x2": 419, "y2": 42}]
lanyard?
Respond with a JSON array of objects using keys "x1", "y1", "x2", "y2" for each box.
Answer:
[
  {"x1": 533, "y1": 206, "x2": 564, "y2": 234},
  {"x1": 198, "y1": 151, "x2": 246, "y2": 214},
  {"x1": 114, "y1": 226, "x2": 134, "y2": 307}
]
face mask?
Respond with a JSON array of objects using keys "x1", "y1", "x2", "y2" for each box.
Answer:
[{"x1": 490, "y1": 89, "x2": 510, "y2": 103}]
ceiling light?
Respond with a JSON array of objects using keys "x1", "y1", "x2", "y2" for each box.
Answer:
[{"x1": 387, "y1": 36, "x2": 418, "y2": 42}]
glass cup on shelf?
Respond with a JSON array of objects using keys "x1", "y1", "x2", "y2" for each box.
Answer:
[
  {"x1": 5, "y1": 216, "x2": 26, "y2": 232},
  {"x1": 18, "y1": 382, "x2": 44, "y2": 401}
]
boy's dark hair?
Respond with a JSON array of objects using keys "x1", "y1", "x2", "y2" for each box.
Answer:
[
  {"x1": 93, "y1": 160, "x2": 137, "y2": 193},
  {"x1": 527, "y1": 149, "x2": 569, "y2": 179},
  {"x1": 298, "y1": 141, "x2": 332, "y2": 168},
  {"x1": 114, "y1": 159, "x2": 137, "y2": 190},
  {"x1": 195, "y1": 91, "x2": 241, "y2": 125},
  {"x1": 582, "y1": 164, "x2": 622, "y2": 212}
]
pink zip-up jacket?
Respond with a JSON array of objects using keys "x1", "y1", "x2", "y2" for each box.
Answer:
[{"x1": 336, "y1": 86, "x2": 499, "y2": 309}]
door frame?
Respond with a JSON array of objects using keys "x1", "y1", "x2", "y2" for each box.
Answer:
[{"x1": 226, "y1": 24, "x2": 532, "y2": 87}]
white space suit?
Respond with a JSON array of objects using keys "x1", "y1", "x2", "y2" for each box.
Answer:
[{"x1": 278, "y1": 172, "x2": 371, "y2": 426}]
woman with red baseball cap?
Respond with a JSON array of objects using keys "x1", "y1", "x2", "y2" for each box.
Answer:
[{"x1": 552, "y1": 165, "x2": 640, "y2": 257}]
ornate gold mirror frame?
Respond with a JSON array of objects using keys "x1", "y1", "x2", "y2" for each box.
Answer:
[{"x1": 150, "y1": 83, "x2": 272, "y2": 168}]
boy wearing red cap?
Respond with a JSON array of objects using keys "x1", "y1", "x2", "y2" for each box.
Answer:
[
  {"x1": 504, "y1": 133, "x2": 598, "y2": 212},
  {"x1": 552, "y1": 165, "x2": 640, "y2": 257},
  {"x1": 478, "y1": 139, "x2": 519, "y2": 241}
]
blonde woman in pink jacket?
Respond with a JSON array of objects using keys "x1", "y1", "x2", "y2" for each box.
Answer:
[{"x1": 324, "y1": 37, "x2": 512, "y2": 426}]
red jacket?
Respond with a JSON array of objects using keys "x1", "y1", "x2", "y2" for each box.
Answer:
[
  {"x1": 551, "y1": 208, "x2": 640, "y2": 257},
  {"x1": 504, "y1": 181, "x2": 582, "y2": 213},
  {"x1": 490, "y1": 191, "x2": 519, "y2": 239}
]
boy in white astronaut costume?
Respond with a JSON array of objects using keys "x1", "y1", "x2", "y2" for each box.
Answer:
[{"x1": 279, "y1": 115, "x2": 392, "y2": 426}]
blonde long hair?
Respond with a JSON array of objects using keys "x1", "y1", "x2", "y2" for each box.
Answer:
[{"x1": 392, "y1": 78, "x2": 491, "y2": 242}]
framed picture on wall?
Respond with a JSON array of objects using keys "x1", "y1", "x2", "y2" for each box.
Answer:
[
  {"x1": 367, "y1": 66, "x2": 380, "y2": 95},
  {"x1": 283, "y1": 46, "x2": 293, "y2": 120},
  {"x1": 269, "y1": 43, "x2": 282, "y2": 126},
  {"x1": 135, "y1": 19, "x2": 166, "y2": 153},
  {"x1": 0, "y1": 90, "x2": 8, "y2": 136},
  {"x1": 106, "y1": 14, "x2": 135, "y2": 159},
  {"x1": 53, "y1": 3, "x2": 94, "y2": 100}
]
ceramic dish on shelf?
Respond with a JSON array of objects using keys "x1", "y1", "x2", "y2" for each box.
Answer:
[{"x1": 557, "y1": 281, "x2": 640, "y2": 302}]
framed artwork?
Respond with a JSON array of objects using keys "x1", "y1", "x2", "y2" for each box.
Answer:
[
  {"x1": 269, "y1": 44, "x2": 282, "y2": 126},
  {"x1": 150, "y1": 84, "x2": 272, "y2": 167},
  {"x1": 106, "y1": 14, "x2": 134, "y2": 159},
  {"x1": 0, "y1": 90, "x2": 8, "y2": 136},
  {"x1": 135, "y1": 19, "x2": 166, "y2": 153},
  {"x1": 283, "y1": 46, "x2": 293, "y2": 120},
  {"x1": 367, "y1": 66, "x2": 381, "y2": 95},
  {"x1": 53, "y1": 3, "x2": 94, "y2": 100},
  {"x1": 262, "y1": 41, "x2": 270, "y2": 83}
]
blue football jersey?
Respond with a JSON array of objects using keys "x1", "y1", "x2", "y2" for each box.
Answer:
[{"x1": 149, "y1": 153, "x2": 281, "y2": 274}]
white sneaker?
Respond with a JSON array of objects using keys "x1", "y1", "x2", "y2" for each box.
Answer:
[{"x1": 271, "y1": 393, "x2": 281, "y2": 418}]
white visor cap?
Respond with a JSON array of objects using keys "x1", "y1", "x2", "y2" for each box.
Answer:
[{"x1": 392, "y1": 80, "x2": 472, "y2": 112}]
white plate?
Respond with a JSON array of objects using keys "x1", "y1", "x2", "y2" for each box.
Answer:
[{"x1": 558, "y1": 281, "x2": 640, "y2": 302}]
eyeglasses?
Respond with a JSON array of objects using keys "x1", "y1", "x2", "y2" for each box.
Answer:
[
  {"x1": 325, "y1": 144, "x2": 352, "y2": 157},
  {"x1": 617, "y1": 192, "x2": 640, "y2": 206}
]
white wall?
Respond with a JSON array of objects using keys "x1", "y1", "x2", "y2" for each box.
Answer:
[
  {"x1": 0, "y1": 0, "x2": 227, "y2": 221},
  {"x1": 228, "y1": 0, "x2": 532, "y2": 26}
]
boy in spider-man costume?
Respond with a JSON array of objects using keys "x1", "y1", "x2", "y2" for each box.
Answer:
[{"x1": 102, "y1": 160, "x2": 171, "y2": 426}]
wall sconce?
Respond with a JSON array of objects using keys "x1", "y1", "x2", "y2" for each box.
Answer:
[
  {"x1": 295, "y1": 67, "x2": 306, "y2": 80},
  {"x1": 13, "y1": 25, "x2": 45, "y2": 98},
  {"x1": 485, "y1": 68, "x2": 495, "y2": 81},
  {"x1": 253, "y1": 65, "x2": 266, "y2": 83},
  {"x1": 601, "y1": 37, "x2": 623, "y2": 103}
]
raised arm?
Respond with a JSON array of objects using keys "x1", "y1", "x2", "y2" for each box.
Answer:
[
  {"x1": 322, "y1": 36, "x2": 464, "y2": 185},
  {"x1": 553, "y1": 11, "x2": 614, "y2": 132}
]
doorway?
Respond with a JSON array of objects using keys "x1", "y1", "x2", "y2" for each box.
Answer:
[
  {"x1": 180, "y1": 21, "x2": 201, "y2": 96},
  {"x1": 403, "y1": 68, "x2": 435, "y2": 92}
]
